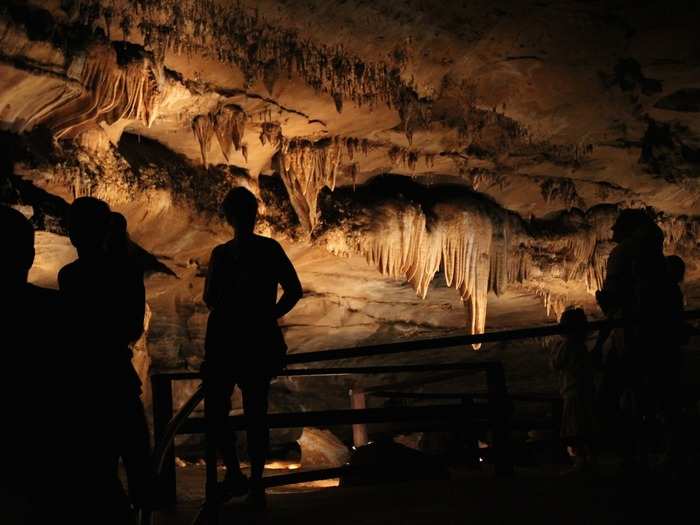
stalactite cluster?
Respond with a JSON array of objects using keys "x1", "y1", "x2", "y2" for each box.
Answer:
[
  {"x1": 191, "y1": 104, "x2": 247, "y2": 167},
  {"x1": 277, "y1": 135, "x2": 444, "y2": 231},
  {"x1": 44, "y1": 42, "x2": 162, "y2": 140},
  {"x1": 540, "y1": 177, "x2": 585, "y2": 209},
  {"x1": 50, "y1": 1, "x2": 525, "y2": 146},
  {"x1": 279, "y1": 137, "x2": 344, "y2": 232},
  {"x1": 317, "y1": 179, "x2": 518, "y2": 347},
  {"x1": 259, "y1": 122, "x2": 284, "y2": 148},
  {"x1": 339, "y1": 199, "x2": 498, "y2": 348}
]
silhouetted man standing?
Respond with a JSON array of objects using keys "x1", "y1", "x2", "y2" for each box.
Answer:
[
  {"x1": 203, "y1": 187, "x2": 302, "y2": 508},
  {"x1": 58, "y1": 197, "x2": 150, "y2": 516}
]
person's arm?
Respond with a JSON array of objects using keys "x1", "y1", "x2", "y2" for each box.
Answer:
[
  {"x1": 124, "y1": 265, "x2": 146, "y2": 344},
  {"x1": 203, "y1": 247, "x2": 221, "y2": 310},
  {"x1": 274, "y1": 243, "x2": 302, "y2": 319},
  {"x1": 57, "y1": 265, "x2": 70, "y2": 292}
]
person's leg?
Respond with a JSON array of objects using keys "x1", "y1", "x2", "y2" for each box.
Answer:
[
  {"x1": 240, "y1": 379, "x2": 271, "y2": 490},
  {"x1": 120, "y1": 392, "x2": 153, "y2": 509},
  {"x1": 204, "y1": 378, "x2": 241, "y2": 477}
]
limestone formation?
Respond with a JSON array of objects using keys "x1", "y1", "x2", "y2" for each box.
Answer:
[{"x1": 0, "y1": 0, "x2": 698, "y2": 380}]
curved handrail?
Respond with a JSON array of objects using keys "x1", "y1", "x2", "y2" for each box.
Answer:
[{"x1": 152, "y1": 385, "x2": 205, "y2": 476}]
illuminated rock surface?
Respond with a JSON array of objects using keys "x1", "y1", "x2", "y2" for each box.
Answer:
[{"x1": 1, "y1": 1, "x2": 699, "y2": 415}]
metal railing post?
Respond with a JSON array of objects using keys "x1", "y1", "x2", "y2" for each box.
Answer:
[
  {"x1": 349, "y1": 389, "x2": 369, "y2": 447},
  {"x1": 151, "y1": 373, "x2": 176, "y2": 506}
]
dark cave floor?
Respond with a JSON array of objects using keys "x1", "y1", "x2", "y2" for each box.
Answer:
[{"x1": 149, "y1": 458, "x2": 694, "y2": 525}]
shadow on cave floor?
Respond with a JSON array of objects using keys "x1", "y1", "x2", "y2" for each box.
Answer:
[{"x1": 151, "y1": 459, "x2": 692, "y2": 525}]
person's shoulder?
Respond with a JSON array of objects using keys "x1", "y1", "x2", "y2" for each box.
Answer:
[
  {"x1": 253, "y1": 234, "x2": 282, "y2": 249},
  {"x1": 59, "y1": 259, "x2": 79, "y2": 274},
  {"x1": 207, "y1": 242, "x2": 231, "y2": 264},
  {"x1": 212, "y1": 240, "x2": 236, "y2": 254},
  {"x1": 253, "y1": 234, "x2": 287, "y2": 257},
  {"x1": 57, "y1": 259, "x2": 80, "y2": 284},
  {"x1": 26, "y1": 283, "x2": 63, "y2": 308}
]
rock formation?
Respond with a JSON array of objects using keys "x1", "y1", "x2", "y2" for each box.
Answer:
[{"x1": 1, "y1": 1, "x2": 698, "y2": 405}]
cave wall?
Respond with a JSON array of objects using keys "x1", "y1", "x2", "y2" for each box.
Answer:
[{"x1": 1, "y1": 0, "x2": 699, "y2": 401}]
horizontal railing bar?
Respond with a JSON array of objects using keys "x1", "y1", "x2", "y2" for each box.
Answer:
[
  {"x1": 152, "y1": 310, "x2": 700, "y2": 381},
  {"x1": 262, "y1": 466, "x2": 350, "y2": 488},
  {"x1": 179, "y1": 404, "x2": 489, "y2": 434},
  {"x1": 287, "y1": 310, "x2": 700, "y2": 365},
  {"x1": 150, "y1": 362, "x2": 500, "y2": 382},
  {"x1": 284, "y1": 362, "x2": 499, "y2": 375},
  {"x1": 370, "y1": 391, "x2": 560, "y2": 402}
]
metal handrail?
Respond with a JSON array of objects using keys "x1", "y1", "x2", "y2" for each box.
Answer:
[
  {"x1": 286, "y1": 310, "x2": 700, "y2": 364},
  {"x1": 150, "y1": 362, "x2": 503, "y2": 477},
  {"x1": 144, "y1": 309, "x2": 699, "y2": 524},
  {"x1": 152, "y1": 386, "x2": 205, "y2": 476}
]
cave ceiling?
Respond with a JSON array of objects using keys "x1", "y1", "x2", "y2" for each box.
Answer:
[{"x1": 1, "y1": 0, "x2": 699, "y2": 362}]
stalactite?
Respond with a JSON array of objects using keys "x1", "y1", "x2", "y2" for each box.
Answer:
[
  {"x1": 348, "y1": 163, "x2": 359, "y2": 191},
  {"x1": 279, "y1": 137, "x2": 343, "y2": 232},
  {"x1": 361, "y1": 139, "x2": 370, "y2": 156},
  {"x1": 321, "y1": 193, "x2": 502, "y2": 349},
  {"x1": 488, "y1": 222, "x2": 509, "y2": 296},
  {"x1": 508, "y1": 246, "x2": 531, "y2": 284},
  {"x1": 44, "y1": 42, "x2": 162, "y2": 140},
  {"x1": 192, "y1": 114, "x2": 213, "y2": 167},
  {"x1": 540, "y1": 178, "x2": 584, "y2": 209},
  {"x1": 536, "y1": 288, "x2": 568, "y2": 320},
  {"x1": 260, "y1": 122, "x2": 284, "y2": 148},
  {"x1": 213, "y1": 104, "x2": 247, "y2": 162},
  {"x1": 387, "y1": 145, "x2": 422, "y2": 171}
]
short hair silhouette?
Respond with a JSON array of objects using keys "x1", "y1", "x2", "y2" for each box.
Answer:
[
  {"x1": 560, "y1": 307, "x2": 587, "y2": 331},
  {"x1": 68, "y1": 197, "x2": 111, "y2": 250},
  {"x1": 222, "y1": 187, "x2": 258, "y2": 232},
  {"x1": 666, "y1": 255, "x2": 685, "y2": 284},
  {"x1": 611, "y1": 209, "x2": 653, "y2": 241},
  {"x1": 0, "y1": 205, "x2": 34, "y2": 279}
]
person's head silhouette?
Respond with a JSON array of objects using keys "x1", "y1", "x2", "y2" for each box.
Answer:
[
  {"x1": 0, "y1": 205, "x2": 34, "y2": 287},
  {"x1": 611, "y1": 209, "x2": 653, "y2": 243},
  {"x1": 560, "y1": 307, "x2": 587, "y2": 342},
  {"x1": 68, "y1": 197, "x2": 111, "y2": 255},
  {"x1": 222, "y1": 187, "x2": 258, "y2": 237}
]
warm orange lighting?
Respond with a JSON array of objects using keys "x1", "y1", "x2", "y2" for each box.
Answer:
[{"x1": 265, "y1": 461, "x2": 302, "y2": 470}]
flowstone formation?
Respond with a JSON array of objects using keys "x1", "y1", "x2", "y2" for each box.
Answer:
[{"x1": 0, "y1": 0, "x2": 699, "y2": 372}]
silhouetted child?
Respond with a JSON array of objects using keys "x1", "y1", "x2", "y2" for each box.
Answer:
[
  {"x1": 551, "y1": 307, "x2": 595, "y2": 472},
  {"x1": 203, "y1": 187, "x2": 302, "y2": 509}
]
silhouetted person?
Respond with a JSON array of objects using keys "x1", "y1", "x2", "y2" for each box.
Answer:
[
  {"x1": 0, "y1": 206, "x2": 82, "y2": 524},
  {"x1": 551, "y1": 308, "x2": 595, "y2": 472},
  {"x1": 595, "y1": 209, "x2": 668, "y2": 472},
  {"x1": 655, "y1": 255, "x2": 693, "y2": 475},
  {"x1": 203, "y1": 187, "x2": 302, "y2": 509},
  {"x1": 58, "y1": 197, "x2": 150, "y2": 517}
]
